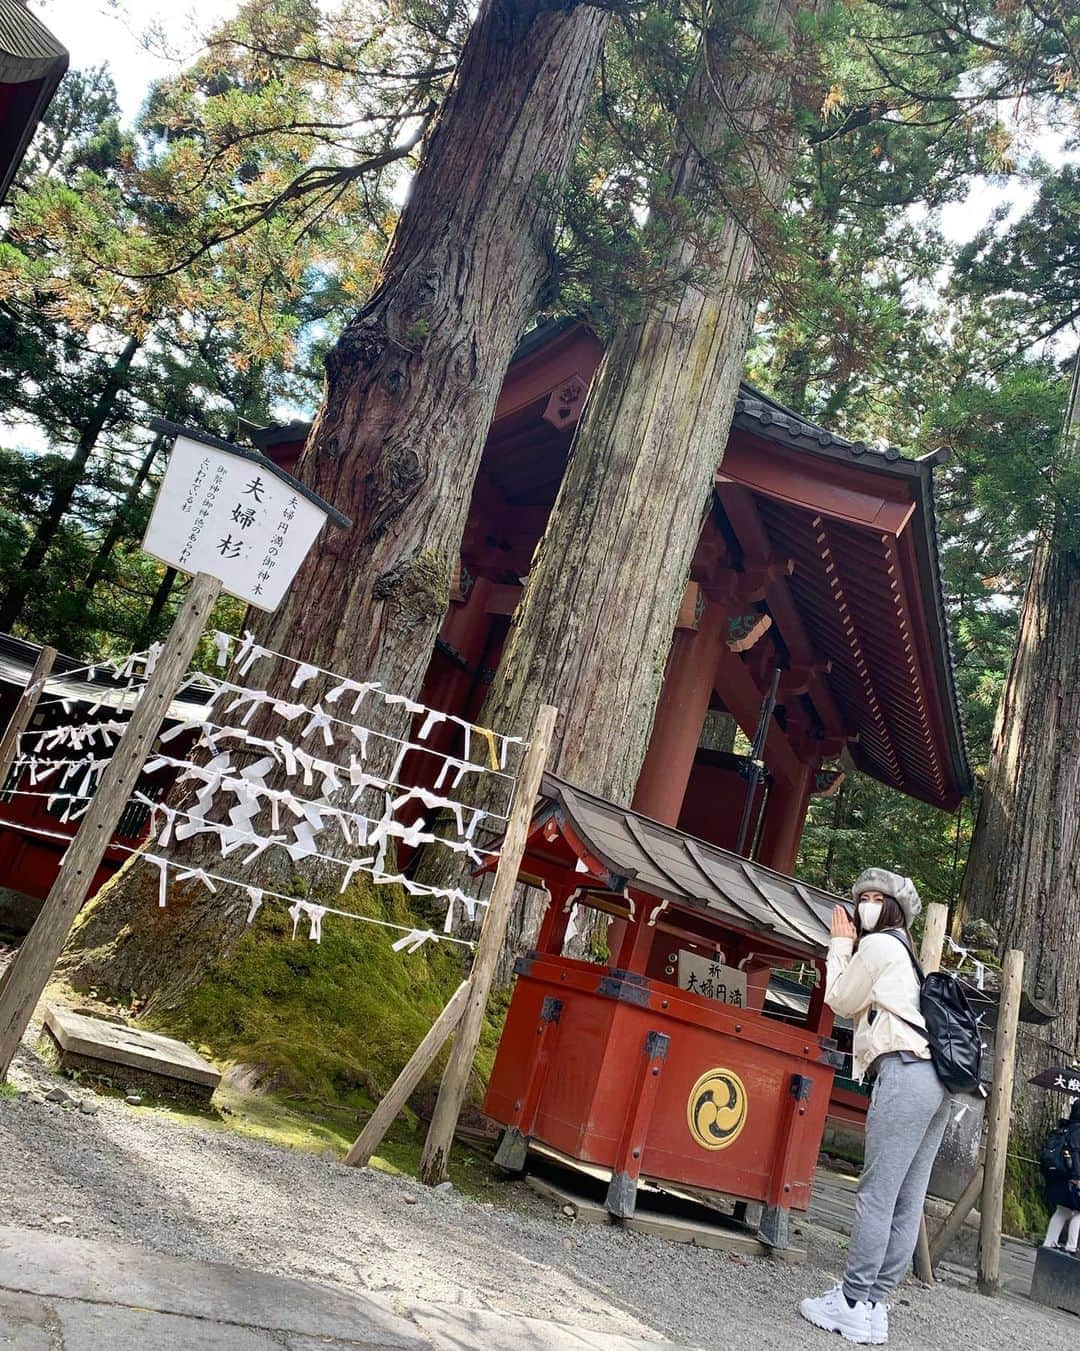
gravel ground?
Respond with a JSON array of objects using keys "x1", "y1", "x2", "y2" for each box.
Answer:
[{"x1": 0, "y1": 1039, "x2": 1073, "y2": 1351}]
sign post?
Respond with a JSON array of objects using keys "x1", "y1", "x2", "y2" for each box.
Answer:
[
  {"x1": 977, "y1": 947, "x2": 1025, "y2": 1295},
  {"x1": 0, "y1": 423, "x2": 346, "y2": 1081}
]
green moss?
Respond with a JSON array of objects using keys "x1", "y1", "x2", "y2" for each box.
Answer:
[
  {"x1": 1003, "y1": 1148, "x2": 1049, "y2": 1239},
  {"x1": 146, "y1": 875, "x2": 501, "y2": 1127}
]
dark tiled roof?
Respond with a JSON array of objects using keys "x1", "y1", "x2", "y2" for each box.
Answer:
[
  {"x1": 538, "y1": 772, "x2": 839, "y2": 956},
  {"x1": 0, "y1": 0, "x2": 68, "y2": 205},
  {"x1": 0, "y1": 632, "x2": 210, "y2": 722}
]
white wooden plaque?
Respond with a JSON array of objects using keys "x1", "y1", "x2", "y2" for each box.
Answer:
[
  {"x1": 677, "y1": 951, "x2": 747, "y2": 1008},
  {"x1": 142, "y1": 435, "x2": 330, "y2": 611}
]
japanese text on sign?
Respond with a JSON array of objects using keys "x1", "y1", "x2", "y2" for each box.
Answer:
[
  {"x1": 677, "y1": 951, "x2": 747, "y2": 1008},
  {"x1": 142, "y1": 437, "x2": 330, "y2": 611}
]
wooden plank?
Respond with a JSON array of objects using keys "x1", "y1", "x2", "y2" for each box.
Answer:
[
  {"x1": 0, "y1": 643, "x2": 56, "y2": 786},
  {"x1": 418, "y1": 703, "x2": 557, "y2": 1185},
  {"x1": 623, "y1": 1209, "x2": 774, "y2": 1258},
  {"x1": 0, "y1": 573, "x2": 223, "y2": 1080},
  {"x1": 344, "y1": 979, "x2": 470, "y2": 1168},
  {"x1": 43, "y1": 1004, "x2": 221, "y2": 1087},
  {"x1": 526, "y1": 1175, "x2": 611, "y2": 1226},
  {"x1": 977, "y1": 947, "x2": 1024, "y2": 1295},
  {"x1": 913, "y1": 900, "x2": 949, "y2": 1283}
]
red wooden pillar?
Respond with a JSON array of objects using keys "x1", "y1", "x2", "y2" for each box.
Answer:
[
  {"x1": 605, "y1": 1030, "x2": 670, "y2": 1217},
  {"x1": 758, "y1": 1073, "x2": 814, "y2": 1250},
  {"x1": 492, "y1": 994, "x2": 565, "y2": 1173},
  {"x1": 616, "y1": 905, "x2": 656, "y2": 973},
  {"x1": 755, "y1": 763, "x2": 813, "y2": 873},
  {"x1": 633, "y1": 601, "x2": 726, "y2": 826},
  {"x1": 533, "y1": 884, "x2": 574, "y2": 956},
  {"x1": 419, "y1": 575, "x2": 494, "y2": 716},
  {"x1": 743, "y1": 956, "x2": 773, "y2": 1013}
]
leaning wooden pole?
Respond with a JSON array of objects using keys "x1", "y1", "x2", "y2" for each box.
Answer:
[
  {"x1": 0, "y1": 573, "x2": 222, "y2": 1079},
  {"x1": 0, "y1": 644, "x2": 57, "y2": 785},
  {"x1": 977, "y1": 947, "x2": 1024, "y2": 1295},
  {"x1": 930, "y1": 1154, "x2": 985, "y2": 1264},
  {"x1": 345, "y1": 979, "x2": 471, "y2": 1168},
  {"x1": 913, "y1": 900, "x2": 949, "y2": 1283},
  {"x1": 418, "y1": 703, "x2": 557, "y2": 1186}
]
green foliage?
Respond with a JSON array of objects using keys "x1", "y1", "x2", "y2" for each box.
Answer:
[{"x1": 798, "y1": 773, "x2": 971, "y2": 907}]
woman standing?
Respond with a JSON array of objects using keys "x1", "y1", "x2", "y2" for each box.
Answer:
[
  {"x1": 1041, "y1": 1099, "x2": 1080, "y2": 1254},
  {"x1": 799, "y1": 869, "x2": 951, "y2": 1346}
]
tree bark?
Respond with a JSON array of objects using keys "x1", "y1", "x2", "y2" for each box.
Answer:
[
  {"x1": 59, "y1": 0, "x2": 611, "y2": 1007},
  {"x1": 960, "y1": 353, "x2": 1080, "y2": 1144},
  {"x1": 138, "y1": 567, "x2": 179, "y2": 645},
  {"x1": 0, "y1": 332, "x2": 141, "y2": 631},
  {"x1": 482, "y1": 0, "x2": 820, "y2": 805}
]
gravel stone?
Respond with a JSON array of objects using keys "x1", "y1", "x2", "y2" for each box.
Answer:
[{"x1": 1, "y1": 1043, "x2": 1074, "y2": 1350}]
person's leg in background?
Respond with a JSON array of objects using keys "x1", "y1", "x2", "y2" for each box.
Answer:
[
  {"x1": 1044, "y1": 1206, "x2": 1073, "y2": 1248},
  {"x1": 1066, "y1": 1209, "x2": 1080, "y2": 1254}
]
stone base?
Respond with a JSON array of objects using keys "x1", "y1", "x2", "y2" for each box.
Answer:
[
  {"x1": 1031, "y1": 1244, "x2": 1080, "y2": 1314},
  {"x1": 41, "y1": 1005, "x2": 220, "y2": 1108}
]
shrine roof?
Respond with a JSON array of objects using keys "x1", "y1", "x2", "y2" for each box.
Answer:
[
  {"x1": 0, "y1": 633, "x2": 211, "y2": 724},
  {"x1": 0, "y1": 0, "x2": 68, "y2": 204},
  {"x1": 536, "y1": 772, "x2": 839, "y2": 957}
]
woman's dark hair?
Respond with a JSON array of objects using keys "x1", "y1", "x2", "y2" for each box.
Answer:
[{"x1": 855, "y1": 894, "x2": 907, "y2": 939}]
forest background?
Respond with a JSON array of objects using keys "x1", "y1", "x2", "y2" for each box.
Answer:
[{"x1": 4, "y1": 0, "x2": 1075, "y2": 911}]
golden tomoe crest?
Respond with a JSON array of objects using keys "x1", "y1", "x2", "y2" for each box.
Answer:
[{"x1": 686, "y1": 1067, "x2": 748, "y2": 1150}]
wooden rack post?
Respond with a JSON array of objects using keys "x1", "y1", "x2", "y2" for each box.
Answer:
[
  {"x1": 418, "y1": 703, "x2": 557, "y2": 1186},
  {"x1": 344, "y1": 979, "x2": 471, "y2": 1168},
  {"x1": 0, "y1": 644, "x2": 56, "y2": 786},
  {"x1": 977, "y1": 947, "x2": 1024, "y2": 1295},
  {"x1": 0, "y1": 573, "x2": 222, "y2": 1079},
  {"x1": 913, "y1": 900, "x2": 949, "y2": 1283}
]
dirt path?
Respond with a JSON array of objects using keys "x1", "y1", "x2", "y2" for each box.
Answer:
[{"x1": 1, "y1": 1042, "x2": 1072, "y2": 1351}]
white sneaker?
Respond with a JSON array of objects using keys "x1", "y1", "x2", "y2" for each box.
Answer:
[
  {"x1": 870, "y1": 1301, "x2": 889, "y2": 1344},
  {"x1": 799, "y1": 1284, "x2": 872, "y2": 1344}
]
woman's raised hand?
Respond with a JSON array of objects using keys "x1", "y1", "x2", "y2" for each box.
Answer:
[{"x1": 830, "y1": 905, "x2": 858, "y2": 940}]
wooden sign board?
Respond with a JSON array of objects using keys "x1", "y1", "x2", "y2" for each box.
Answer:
[
  {"x1": 142, "y1": 427, "x2": 343, "y2": 611},
  {"x1": 677, "y1": 951, "x2": 747, "y2": 1008}
]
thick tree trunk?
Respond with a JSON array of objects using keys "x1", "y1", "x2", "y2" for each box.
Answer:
[
  {"x1": 0, "y1": 333, "x2": 140, "y2": 631},
  {"x1": 60, "y1": 0, "x2": 610, "y2": 1008},
  {"x1": 961, "y1": 355, "x2": 1080, "y2": 1143},
  {"x1": 483, "y1": 0, "x2": 819, "y2": 803}
]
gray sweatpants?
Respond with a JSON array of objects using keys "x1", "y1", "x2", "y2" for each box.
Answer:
[{"x1": 842, "y1": 1055, "x2": 951, "y2": 1304}]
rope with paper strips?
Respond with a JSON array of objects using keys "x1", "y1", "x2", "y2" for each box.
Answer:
[{"x1": 8, "y1": 636, "x2": 530, "y2": 953}]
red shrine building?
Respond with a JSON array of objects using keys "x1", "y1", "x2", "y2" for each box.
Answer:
[
  {"x1": 251, "y1": 318, "x2": 970, "y2": 868},
  {"x1": 250, "y1": 319, "x2": 971, "y2": 1223}
]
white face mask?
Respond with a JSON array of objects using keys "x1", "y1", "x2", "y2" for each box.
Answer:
[{"x1": 858, "y1": 900, "x2": 884, "y2": 932}]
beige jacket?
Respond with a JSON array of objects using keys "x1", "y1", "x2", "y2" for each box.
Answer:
[{"x1": 826, "y1": 929, "x2": 931, "y2": 1082}]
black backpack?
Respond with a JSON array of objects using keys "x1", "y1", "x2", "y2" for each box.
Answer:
[
  {"x1": 1041, "y1": 1125, "x2": 1073, "y2": 1177},
  {"x1": 884, "y1": 932, "x2": 985, "y2": 1096}
]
